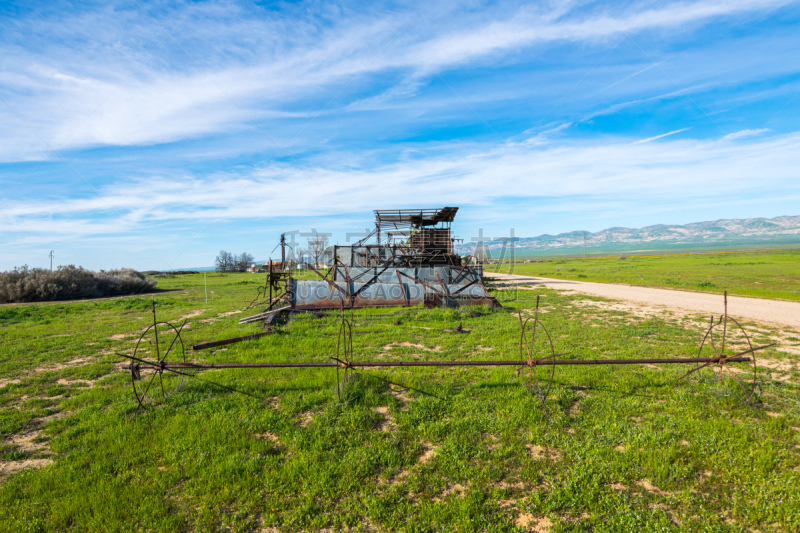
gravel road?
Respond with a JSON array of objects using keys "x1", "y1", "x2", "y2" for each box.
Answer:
[{"x1": 487, "y1": 273, "x2": 800, "y2": 331}]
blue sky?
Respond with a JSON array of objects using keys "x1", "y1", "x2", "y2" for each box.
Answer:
[{"x1": 1, "y1": 0, "x2": 799, "y2": 271}]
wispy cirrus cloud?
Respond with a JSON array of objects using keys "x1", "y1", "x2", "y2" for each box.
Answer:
[
  {"x1": 0, "y1": 0, "x2": 794, "y2": 159},
  {"x1": 631, "y1": 127, "x2": 691, "y2": 144},
  {"x1": 4, "y1": 130, "x2": 799, "y2": 233}
]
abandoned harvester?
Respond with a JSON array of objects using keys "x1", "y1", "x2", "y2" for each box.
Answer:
[{"x1": 263, "y1": 207, "x2": 501, "y2": 311}]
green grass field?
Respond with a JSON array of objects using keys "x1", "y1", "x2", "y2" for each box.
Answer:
[
  {"x1": 1, "y1": 271, "x2": 799, "y2": 532},
  {"x1": 493, "y1": 249, "x2": 800, "y2": 301}
]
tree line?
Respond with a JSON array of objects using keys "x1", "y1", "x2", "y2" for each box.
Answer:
[{"x1": 215, "y1": 251, "x2": 255, "y2": 272}]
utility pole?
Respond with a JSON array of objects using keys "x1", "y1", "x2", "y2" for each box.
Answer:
[{"x1": 49, "y1": 250, "x2": 54, "y2": 271}]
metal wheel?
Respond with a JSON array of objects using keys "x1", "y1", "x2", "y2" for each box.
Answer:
[
  {"x1": 333, "y1": 307, "x2": 355, "y2": 401},
  {"x1": 130, "y1": 320, "x2": 188, "y2": 410},
  {"x1": 682, "y1": 292, "x2": 767, "y2": 406},
  {"x1": 519, "y1": 295, "x2": 559, "y2": 412},
  {"x1": 694, "y1": 314, "x2": 759, "y2": 404}
]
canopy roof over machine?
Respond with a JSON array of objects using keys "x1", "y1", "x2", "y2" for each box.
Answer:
[{"x1": 374, "y1": 207, "x2": 458, "y2": 230}]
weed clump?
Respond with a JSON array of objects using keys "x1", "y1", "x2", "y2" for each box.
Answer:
[
  {"x1": 0, "y1": 265, "x2": 157, "y2": 303},
  {"x1": 338, "y1": 373, "x2": 389, "y2": 406}
]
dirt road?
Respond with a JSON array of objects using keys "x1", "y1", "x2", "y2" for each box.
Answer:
[{"x1": 487, "y1": 273, "x2": 800, "y2": 331}]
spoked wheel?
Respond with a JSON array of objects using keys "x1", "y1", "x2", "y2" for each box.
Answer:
[
  {"x1": 130, "y1": 319, "x2": 189, "y2": 411},
  {"x1": 333, "y1": 307, "x2": 355, "y2": 401},
  {"x1": 692, "y1": 313, "x2": 759, "y2": 404},
  {"x1": 519, "y1": 295, "x2": 559, "y2": 412},
  {"x1": 682, "y1": 292, "x2": 772, "y2": 406}
]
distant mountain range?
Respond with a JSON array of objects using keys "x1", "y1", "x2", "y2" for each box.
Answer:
[{"x1": 458, "y1": 215, "x2": 800, "y2": 256}]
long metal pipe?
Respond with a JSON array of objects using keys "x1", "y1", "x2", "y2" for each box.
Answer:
[{"x1": 140, "y1": 356, "x2": 751, "y2": 370}]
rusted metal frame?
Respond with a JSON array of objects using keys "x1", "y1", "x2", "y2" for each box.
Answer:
[
  {"x1": 396, "y1": 269, "x2": 408, "y2": 306},
  {"x1": 267, "y1": 291, "x2": 285, "y2": 311},
  {"x1": 351, "y1": 265, "x2": 372, "y2": 282},
  {"x1": 450, "y1": 262, "x2": 470, "y2": 284},
  {"x1": 397, "y1": 270, "x2": 443, "y2": 295},
  {"x1": 351, "y1": 265, "x2": 393, "y2": 300},
  {"x1": 450, "y1": 279, "x2": 479, "y2": 295},
  {"x1": 435, "y1": 271, "x2": 449, "y2": 296},
  {"x1": 305, "y1": 262, "x2": 331, "y2": 282},
  {"x1": 343, "y1": 264, "x2": 352, "y2": 306},
  {"x1": 304, "y1": 262, "x2": 348, "y2": 299},
  {"x1": 679, "y1": 343, "x2": 774, "y2": 379},
  {"x1": 239, "y1": 305, "x2": 288, "y2": 324},
  {"x1": 286, "y1": 265, "x2": 294, "y2": 309},
  {"x1": 192, "y1": 331, "x2": 273, "y2": 351},
  {"x1": 130, "y1": 356, "x2": 754, "y2": 371}
]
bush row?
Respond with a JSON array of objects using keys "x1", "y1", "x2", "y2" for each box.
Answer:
[{"x1": 0, "y1": 265, "x2": 157, "y2": 303}]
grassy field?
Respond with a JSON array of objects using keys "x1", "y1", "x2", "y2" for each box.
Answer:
[
  {"x1": 0, "y1": 272, "x2": 799, "y2": 532},
  {"x1": 493, "y1": 249, "x2": 800, "y2": 302}
]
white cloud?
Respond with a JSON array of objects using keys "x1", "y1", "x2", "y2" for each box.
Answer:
[
  {"x1": 721, "y1": 128, "x2": 771, "y2": 140},
  {"x1": 0, "y1": 0, "x2": 792, "y2": 159},
  {"x1": 4, "y1": 130, "x2": 799, "y2": 237},
  {"x1": 631, "y1": 127, "x2": 691, "y2": 144}
]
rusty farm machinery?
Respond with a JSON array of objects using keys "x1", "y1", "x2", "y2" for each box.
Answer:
[
  {"x1": 115, "y1": 207, "x2": 775, "y2": 413},
  {"x1": 118, "y1": 292, "x2": 773, "y2": 414}
]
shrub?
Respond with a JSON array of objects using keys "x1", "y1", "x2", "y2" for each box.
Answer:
[{"x1": 0, "y1": 265, "x2": 157, "y2": 303}]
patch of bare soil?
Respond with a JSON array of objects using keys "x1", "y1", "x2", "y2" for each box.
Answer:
[
  {"x1": 178, "y1": 309, "x2": 209, "y2": 321},
  {"x1": 521, "y1": 308, "x2": 550, "y2": 316},
  {"x1": 0, "y1": 458, "x2": 52, "y2": 476},
  {"x1": 375, "y1": 406, "x2": 396, "y2": 432},
  {"x1": 527, "y1": 444, "x2": 559, "y2": 460},
  {"x1": 615, "y1": 444, "x2": 627, "y2": 452},
  {"x1": 110, "y1": 333, "x2": 134, "y2": 341},
  {"x1": 218, "y1": 310, "x2": 242, "y2": 317},
  {"x1": 8, "y1": 431, "x2": 49, "y2": 454},
  {"x1": 609, "y1": 482, "x2": 626, "y2": 490},
  {"x1": 34, "y1": 357, "x2": 93, "y2": 373},
  {"x1": 0, "y1": 410, "x2": 70, "y2": 477},
  {"x1": 434, "y1": 482, "x2": 468, "y2": 501},
  {"x1": 0, "y1": 378, "x2": 20, "y2": 388},
  {"x1": 265, "y1": 397, "x2": 280, "y2": 410},
  {"x1": 379, "y1": 468, "x2": 410, "y2": 487},
  {"x1": 495, "y1": 480, "x2": 525, "y2": 490},
  {"x1": 389, "y1": 385, "x2": 412, "y2": 406},
  {"x1": 383, "y1": 342, "x2": 441, "y2": 352},
  {"x1": 299, "y1": 411, "x2": 317, "y2": 428},
  {"x1": 418, "y1": 442, "x2": 437, "y2": 464},
  {"x1": 570, "y1": 299, "x2": 671, "y2": 324},
  {"x1": 256, "y1": 432, "x2": 281, "y2": 444},
  {"x1": 516, "y1": 514, "x2": 551, "y2": 532},
  {"x1": 757, "y1": 357, "x2": 797, "y2": 382},
  {"x1": 56, "y1": 378, "x2": 95, "y2": 388},
  {"x1": 484, "y1": 433, "x2": 500, "y2": 451},
  {"x1": 637, "y1": 479, "x2": 670, "y2": 496}
]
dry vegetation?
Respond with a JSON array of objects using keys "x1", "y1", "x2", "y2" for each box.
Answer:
[{"x1": 0, "y1": 265, "x2": 157, "y2": 303}]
